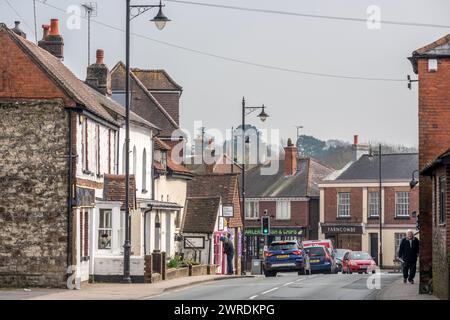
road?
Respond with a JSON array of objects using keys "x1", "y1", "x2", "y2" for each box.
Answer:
[{"x1": 147, "y1": 272, "x2": 401, "y2": 300}]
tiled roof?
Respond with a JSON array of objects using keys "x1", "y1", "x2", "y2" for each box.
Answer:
[
  {"x1": 421, "y1": 147, "x2": 450, "y2": 176},
  {"x1": 333, "y1": 153, "x2": 418, "y2": 181},
  {"x1": 131, "y1": 68, "x2": 182, "y2": 91},
  {"x1": 167, "y1": 155, "x2": 193, "y2": 176},
  {"x1": 182, "y1": 196, "x2": 221, "y2": 233},
  {"x1": 244, "y1": 157, "x2": 333, "y2": 198},
  {"x1": 110, "y1": 62, "x2": 179, "y2": 136},
  {"x1": 187, "y1": 173, "x2": 242, "y2": 228},
  {"x1": 2, "y1": 24, "x2": 118, "y2": 125},
  {"x1": 154, "y1": 137, "x2": 171, "y2": 150},
  {"x1": 413, "y1": 34, "x2": 450, "y2": 55},
  {"x1": 103, "y1": 174, "x2": 136, "y2": 210}
]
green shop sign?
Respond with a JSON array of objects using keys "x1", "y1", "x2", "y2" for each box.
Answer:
[{"x1": 245, "y1": 227, "x2": 304, "y2": 236}]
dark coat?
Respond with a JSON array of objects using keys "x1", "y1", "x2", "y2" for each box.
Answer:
[
  {"x1": 398, "y1": 237, "x2": 419, "y2": 263},
  {"x1": 223, "y1": 238, "x2": 234, "y2": 256}
]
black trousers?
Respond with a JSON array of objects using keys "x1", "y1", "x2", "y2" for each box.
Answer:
[
  {"x1": 227, "y1": 253, "x2": 234, "y2": 274},
  {"x1": 403, "y1": 261, "x2": 416, "y2": 281}
]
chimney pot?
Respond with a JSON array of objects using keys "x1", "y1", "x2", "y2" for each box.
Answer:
[
  {"x1": 38, "y1": 20, "x2": 63, "y2": 60},
  {"x1": 96, "y1": 49, "x2": 104, "y2": 64},
  {"x1": 12, "y1": 21, "x2": 26, "y2": 39},
  {"x1": 41, "y1": 24, "x2": 50, "y2": 40},
  {"x1": 49, "y1": 19, "x2": 60, "y2": 36},
  {"x1": 353, "y1": 135, "x2": 359, "y2": 145}
]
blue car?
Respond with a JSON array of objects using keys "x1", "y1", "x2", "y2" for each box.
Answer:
[
  {"x1": 305, "y1": 245, "x2": 336, "y2": 274},
  {"x1": 263, "y1": 240, "x2": 311, "y2": 277}
]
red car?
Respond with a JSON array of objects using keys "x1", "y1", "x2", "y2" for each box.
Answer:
[{"x1": 342, "y1": 251, "x2": 377, "y2": 274}]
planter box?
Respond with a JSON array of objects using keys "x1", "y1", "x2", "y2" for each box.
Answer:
[
  {"x1": 165, "y1": 267, "x2": 189, "y2": 281},
  {"x1": 190, "y1": 265, "x2": 208, "y2": 277}
]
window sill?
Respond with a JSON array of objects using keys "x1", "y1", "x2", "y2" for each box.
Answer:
[
  {"x1": 367, "y1": 216, "x2": 380, "y2": 220},
  {"x1": 275, "y1": 218, "x2": 291, "y2": 221},
  {"x1": 245, "y1": 217, "x2": 259, "y2": 220},
  {"x1": 336, "y1": 216, "x2": 351, "y2": 220},
  {"x1": 83, "y1": 170, "x2": 92, "y2": 175},
  {"x1": 394, "y1": 216, "x2": 411, "y2": 220},
  {"x1": 142, "y1": 189, "x2": 148, "y2": 194},
  {"x1": 437, "y1": 223, "x2": 446, "y2": 227}
]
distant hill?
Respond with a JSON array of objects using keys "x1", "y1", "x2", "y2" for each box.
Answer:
[{"x1": 295, "y1": 135, "x2": 417, "y2": 169}]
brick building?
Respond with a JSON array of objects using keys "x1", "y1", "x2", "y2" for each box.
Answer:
[
  {"x1": 243, "y1": 139, "x2": 333, "y2": 269},
  {"x1": 409, "y1": 34, "x2": 450, "y2": 297},
  {"x1": 421, "y1": 149, "x2": 450, "y2": 299},
  {"x1": 319, "y1": 138, "x2": 419, "y2": 268}
]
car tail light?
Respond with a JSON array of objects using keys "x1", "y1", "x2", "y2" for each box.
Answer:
[
  {"x1": 264, "y1": 252, "x2": 273, "y2": 258},
  {"x1": 292, "y1": 250, "x2": 302, "y2": 255},
  {"x1": 324, "y1": 254, "x2": 329, "y2": 262}
]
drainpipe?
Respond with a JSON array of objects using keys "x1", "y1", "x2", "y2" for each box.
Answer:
[
  {"x1": 116, "y1": 129, "x2": 120, "y2": 174},
  {"x1": 67, "y1": 110, "x2": 74, "y2": 277}
]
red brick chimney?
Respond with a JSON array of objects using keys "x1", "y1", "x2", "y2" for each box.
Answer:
[
  {"x1": 86, "y1": 49, "x2": 112, "y2": 96},
  {"x1": 284, "y1": 138, "x2": 298, "y2": 176},
  {"x1": 38, "y1": 19, "x2": 64, "y2": 60},
  {"x1": 351, "y1": 134, "x2": 369, "y2": 161}
]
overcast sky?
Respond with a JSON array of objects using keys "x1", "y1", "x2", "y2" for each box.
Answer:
[{"x1": 2, "y1": 0, "x2": 450, "y2": 147}]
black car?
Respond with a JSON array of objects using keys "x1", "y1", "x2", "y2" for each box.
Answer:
[{"x1": 334, "y1": 249, "x2": 351, "y2": 273}]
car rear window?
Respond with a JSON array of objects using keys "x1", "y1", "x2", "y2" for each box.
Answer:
[
  {"x1": 305, "y1": 247, "x2": 325, "y2": 256},
  {"x1": 350, "y1": 252, "x2": 371, "y2": 260},
  {"x1": 269, "y1": 243, "x2": 298, "y2": 251}
]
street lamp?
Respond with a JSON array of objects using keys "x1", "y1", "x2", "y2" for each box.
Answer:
[
  {"x1": 410, "y1": 169, "x2": 419, "y2": 189},
  {"x1": 241, "y1": 97, "x2": 269, "y2": 274},
  {"x1": 369, "y1": 144, "x2": 383, "y2": 268},
  {"x1": 123, "y1": 0, "x2": 170, "y2": 283}
]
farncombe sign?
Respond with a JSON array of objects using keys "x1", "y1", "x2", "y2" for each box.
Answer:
[{"x1": 321, "y1": 225, "x2": 363, "y2": 234}]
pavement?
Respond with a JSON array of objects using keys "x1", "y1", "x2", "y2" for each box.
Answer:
[
  {"x1": 376, "y1": 277, "x2": 438, "y2": 300},
  {"x1": 0, "y1": 274, "x2": 249, "y2": 300}
]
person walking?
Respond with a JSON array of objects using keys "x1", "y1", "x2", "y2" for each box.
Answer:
[
  {"x1": 398, "y1": 229, "x2": 420, "y2": 284},
  {"x1": 220, "y1": 234, "x2": 235, "y2": 275}
]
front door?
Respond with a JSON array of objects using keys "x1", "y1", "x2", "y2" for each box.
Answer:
[{"x1": 370, "y1": 233, "x2": 378, "y2": 265}]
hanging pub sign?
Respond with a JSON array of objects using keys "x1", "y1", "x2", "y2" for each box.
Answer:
[
  {"x1": 218, "y1": 217, "x2": 225, "y2": 231},
  {"x1": 222, "y1": 204, "x2": 234, "y2": 217}
]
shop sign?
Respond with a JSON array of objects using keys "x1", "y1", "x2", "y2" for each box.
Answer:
[
  {"x1": 322, "y1": 225, "x2": 363, "y2": 234},
  {"x1": 222, "y1": 204, "x2": 234, "y2": 217},
  {"x1": 244, "y1": 227, "x2": 304, "y2": 236}
]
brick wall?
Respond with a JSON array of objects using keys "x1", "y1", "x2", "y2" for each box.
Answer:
[
  {"x1": 323, "y1": 187, "x2": 363, "y2": 223},
  {"x1": 0, "y1": 100, "x2": 69, "y2": 287},
  {"x1": 430, "y1": 165, "x2": 450, "y2": 299},
  {"x1": 246, "y1": 199, "x2": 309, "y2": 228},
  {"x1": 384, "y1": 186, "x2": 418, "y2": 225},
  {"x1": 417, "y1": 57, "x2": 450, "y2": 293},
  {"x1": 0, "y1": 31, "x2": 73, "y2": 106}
]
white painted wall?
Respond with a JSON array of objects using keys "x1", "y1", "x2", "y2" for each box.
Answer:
[{"x1": 117, "y1": 124, "x2": 153, "y2": 200}]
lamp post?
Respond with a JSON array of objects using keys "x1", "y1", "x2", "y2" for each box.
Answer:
[
  {"x1": 123, "y1": 0, "x2": 170, "y2": 283},
  {"x1": 378, "y1": 144, "x2": 383, "y2": 269},
  {"x1": 241, "y1": 97, "x2": 269, "y2": 273}
]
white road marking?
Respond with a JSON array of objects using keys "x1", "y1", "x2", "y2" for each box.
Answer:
[
  {"x1": 261, "y1": 287, "x2": 279, "y2": 295},
  {"x1": 283, "y1": 281, "x2": 294, "y2": 287},
  {"x1": 249, "y1": 295, "x2": 258, "y2": 300}
]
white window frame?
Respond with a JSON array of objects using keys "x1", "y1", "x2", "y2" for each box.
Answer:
[
  {"x1": 81, "y1": 118, "x2": 89, "y2": 172},
  {"x1": 395, "y1": 192, "x2": 410, "y2": 217},
  {"x1": 337, "y1": 192, "x2": 350, "y2": 218},
  {"x1": 276, "y1": 200, "x2": 291, "y2": 220},
  {"x1": 98, "y1": 209, "x2": 112, "y2": 251},
  {"x1": 245, "y1": 201, "x2": 259, "y2": 220},
  {"x1": 368, "y1": 191, "x2": 380, "y2": 218}
]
